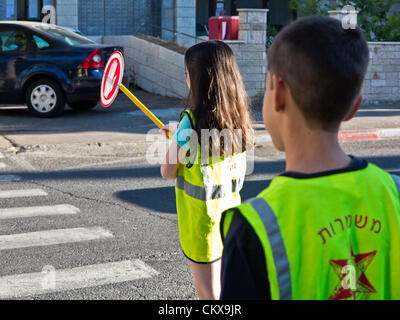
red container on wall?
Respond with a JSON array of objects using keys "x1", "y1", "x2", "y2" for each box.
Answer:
[{"x1": 208, "y1": 16, "x2": 239, "y2": 41}]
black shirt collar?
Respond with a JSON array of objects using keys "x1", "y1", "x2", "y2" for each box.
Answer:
[{"x1": 279, "y1": 156, "x2": 368, "y2": 179}]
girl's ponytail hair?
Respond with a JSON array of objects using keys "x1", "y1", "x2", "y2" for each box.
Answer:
[{"x1": 185, "y1": 40, "x2": 254, "y2": 156}]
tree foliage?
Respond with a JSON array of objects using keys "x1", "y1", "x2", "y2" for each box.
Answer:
[
  {"x1": 288, "y1": 0, "x2": 400, "y2": 41},
  {"x1": 289, "y1": 0, "x2": 329, "y2": 16}
]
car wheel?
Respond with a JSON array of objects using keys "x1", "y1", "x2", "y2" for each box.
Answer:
[
  {"x1": 26, "y1": 79, "x2": 65, "y2": 118},
  {"x1": 68, "y1": 100, "x2": 99, "y2": 111}
]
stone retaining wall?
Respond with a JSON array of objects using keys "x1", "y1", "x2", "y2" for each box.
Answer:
[
  {"x1": 363, "y1": 42, "x2": 400, "y2": 104},
  {"x1": 103, "y1": 35, "x2": 187, "y2": 98},
  {"x1": 102, "y1": 8, "x2": 400, "y2": 104},
  {"x1": 103, "y1": 8, "x2": 268, "y2": 101}
]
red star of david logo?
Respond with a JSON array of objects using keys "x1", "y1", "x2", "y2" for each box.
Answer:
[{"x1": 329, "y1": 246, "x2": 377, "y2": 300}]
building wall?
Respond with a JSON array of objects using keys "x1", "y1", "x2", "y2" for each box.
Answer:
[
  {"x1": 57, "y1": 0, "x2": 78, "y2": 29},
  {"x1": 0, "y1": 1, "x2": 6, "y2": 20},
  {"x1": 102, "y1": 8, "x2": 268, "y2": 100},
  {"x1": 132, "y1": 0, "x2": 162, "y2": 37},
  {"x1": 363, "y1": 42, "x2": 400, "y2": 104},
  {"x1": 77, "y1": 0, "x2": 160, "y2": 36},
  {"x1": 175, "y1": 0, "x2": 197, "y2": 47},
  {"x1": 161, "y1": 0, "x2": 174, "y2": 41}
]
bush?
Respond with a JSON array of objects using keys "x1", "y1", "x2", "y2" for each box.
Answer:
[
  {"x1": 266, "y1": 26, "x2": 279, "y2": 48},
  {"x1": 289, "y1": 0, "x2": 400, "y2": 42},
  {"x1": 289, "y1": 0, "x2": 329, "y2": 16}
]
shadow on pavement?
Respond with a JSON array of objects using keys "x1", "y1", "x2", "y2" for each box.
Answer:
[
  {"x1": 2, "y1": 155, "x2": 398, "y2": 182},
  {"x1": 112, "y1": 155, "x2": 399, "y2": 214},
  {"x1": 116, "y1": 187, "x2": 177, "y2": 214},
  {"x1": 1, "y1": 93, "x2": 399, "y2": 138},
  {"x1": 356, "y1": 105, "x2": 400, "y2": 117},
  {"x1": 0, "y1": 90, "x2": 184, "y2": 136},
  {"x1": 1, "y1": 155, "x2": 398, "y2": 214},
  {"x1": 113, "y1": 179, "x2": 272, "y2": 214},
  {"x1": 4, "y1": 166, "x2": 162, "y2": 181}
]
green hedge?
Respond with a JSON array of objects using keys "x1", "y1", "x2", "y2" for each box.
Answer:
[{"x1": 288, "y1": 0, "x2": 400, "y2": 42}]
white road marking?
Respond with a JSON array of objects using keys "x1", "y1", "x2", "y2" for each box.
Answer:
[
  {"x1": 0, "y1": 227, "x2": 113, "y2": 251},
  {"x1": 12, "y1": 157, "x2": 36, "y2": 171},
  {"x1": 0, "y1": 188, "x2": 48, "y2": 199},
  {"x1": 255, "y1": 134, "x2": 272, "y2": 145},
  {"x1": 125, "y1": 107, "x2": 180, "y2": 118},
  {"x1": 0, "y1": 175, "x2": 21, "y2": 182},
  {"x1": 379, "y1": 128, "x2": 400, "y2": 138},
  {"x1": 61, "y1": 156, "x2": 147, "y2": 170},
  {"x1": 0, "y1": 204, "x2": 79, "y2": 220},
  {"x1": 0, "y1": 105, "x2": 27, "y2": 110},
  {"x1": 0, "y1": 259, "x2": 158, "y2": 299}
]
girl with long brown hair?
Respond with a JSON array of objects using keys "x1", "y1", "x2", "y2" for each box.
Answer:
[{"x1": 160, "y1": 40, "x2": 253, "y2": 299}]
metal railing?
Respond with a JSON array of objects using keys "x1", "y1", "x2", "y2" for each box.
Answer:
[{"x1": 134, "y1": 22, "x2": 207, "y2": 45}]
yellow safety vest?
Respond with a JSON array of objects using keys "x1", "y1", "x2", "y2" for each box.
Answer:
[
  {"x1": 175, "y1": 109, "x2": 247, "y2": 263},
  {"x1": 222, "y1": 163, "x2": 400, "y2": 299}
]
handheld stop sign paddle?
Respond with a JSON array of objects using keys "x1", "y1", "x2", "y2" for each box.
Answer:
[{"x1": 101, "y1": 51, "x2": 170, "y2": 138}]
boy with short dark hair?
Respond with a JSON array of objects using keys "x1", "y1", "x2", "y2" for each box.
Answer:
[{"x1": 219, "y1": 16, "x2": 400, "y2": 300}]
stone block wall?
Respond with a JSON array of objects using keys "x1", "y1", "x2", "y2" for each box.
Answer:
[
  {"x1": 102, "y1": 8, "x2": 268, "y2": 101},
  {"x1": 233, "y1": 9, "x2": 268, "y2": 98},
  {"x1": 175, "y1": 0, "x2": 196, "y2": 47},
  {"x1": 102, "y1": 8, "x2": 400, "y2": 105},
  {"x1": 161, "y1": 0, "x2": 175, "y2": 42},
  {"x1": 363, "y1": 42, "x2": 400, "y2": 104}
]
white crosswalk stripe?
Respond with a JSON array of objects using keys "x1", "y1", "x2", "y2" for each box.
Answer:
[
  {"x1": 0, "y1": 188, "x2": 48, "y2": 198},
  {"x1": 0, "y1": 175, "x2": 21, "y2": 182},
  {"x1": 0, "y1": 153, "x2": 6, "y2": 169},
  {"x1": 0, "y1": 227, "x2": 113, "y2": 251},
  {"x1": 0, "y1": 259, "x2": 158, "y2": 299},
  {"x1": 0, "y1": 204, "x2": 80, "y2": 220},
  {"x1": 0, "y1": 171, "x2": 159, "y2": 298}
]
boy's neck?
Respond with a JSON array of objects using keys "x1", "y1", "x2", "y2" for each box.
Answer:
[{"x1": 284, "y1": 129, "x2": 351, "y2": 174}]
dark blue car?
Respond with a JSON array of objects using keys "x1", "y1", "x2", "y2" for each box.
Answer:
[{"x1": 0, "y1": 21, "x2": 123, "y2": 117}]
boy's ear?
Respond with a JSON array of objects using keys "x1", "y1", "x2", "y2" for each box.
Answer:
[
  {"x1": 344, "y1": 95, "x2": 363, "y2": 122},
  {"x1": 274, "y1": 76, "x2": 286, "y2": 113}
]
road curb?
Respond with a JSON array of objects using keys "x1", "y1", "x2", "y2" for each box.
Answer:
[
  {"x1": 338, "y1": 128, "x2": 400, "y2": 141},
  {"x1": 255, "y1": 128, "x2": 400, "y2": 146},
  {"x1": 1, "y1": 128, "x2": 399, "y2": 153},
  {"x1": 0, "y1": 136, "x2": 13, "y2": 149}
]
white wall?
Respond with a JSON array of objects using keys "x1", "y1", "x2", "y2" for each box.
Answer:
[{"x1": 103, "y1": 35, "x2": 187, "y2": 98}]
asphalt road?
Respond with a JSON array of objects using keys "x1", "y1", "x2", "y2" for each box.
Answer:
[
  {"x1": 0, "y1": 92, "x2": 399, "y2": 300},
  {"x1": 0, "y1": 136, "x2": 399, "y2": 300}
]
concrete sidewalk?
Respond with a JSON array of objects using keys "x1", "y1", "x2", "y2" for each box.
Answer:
[
  {"x1": 0, "y1": 136, "x2": 13, "y2": 149},
  {"x1": 0, "y1": 89, "x2": 399, "y2": 152}
]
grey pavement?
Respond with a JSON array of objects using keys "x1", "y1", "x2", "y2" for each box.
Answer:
[
  {"x1": 0, "y1": 90, "x2": 399, "y2": 300},
  {"x1": 0, "y1": 136, "x2": 399, "y2": 299},
  {"x1": 0, "y1": 89, "x2": 400, "y2": 152}
]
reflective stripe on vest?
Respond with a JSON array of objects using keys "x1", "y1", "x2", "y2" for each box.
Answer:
[
  {"x1": 392, "y1": 175, "x2": 400, "y2": 196},
  {"x1": 176, "y1": 176, "x2": 244, "y2": 201},
  {"x1": 175, "y1": 109, "x2": 248, "y2": 263},
  {"x1": 249, "y1": 197, "x2": 292, "y2": 300},
  {"x1": 225, "y1": 164, "x2": 400, "y2": 299}
]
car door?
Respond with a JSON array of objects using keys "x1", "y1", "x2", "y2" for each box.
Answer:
[{"x1": 0, "y1": 26, "x2": 35, "y2": 103}]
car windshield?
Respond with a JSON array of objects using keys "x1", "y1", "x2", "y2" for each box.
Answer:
[{"x1": 33, "y1": 25, "x2": 94, "y2": 46}]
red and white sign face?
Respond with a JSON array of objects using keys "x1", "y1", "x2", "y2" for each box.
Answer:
[{"x1": 101, "y1": 51, "x2": 124, "y2": 107}]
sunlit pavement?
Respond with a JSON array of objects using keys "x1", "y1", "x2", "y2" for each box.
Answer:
[{"x1": 0, "y1": 92, "x2": 399, "y2": 299}]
